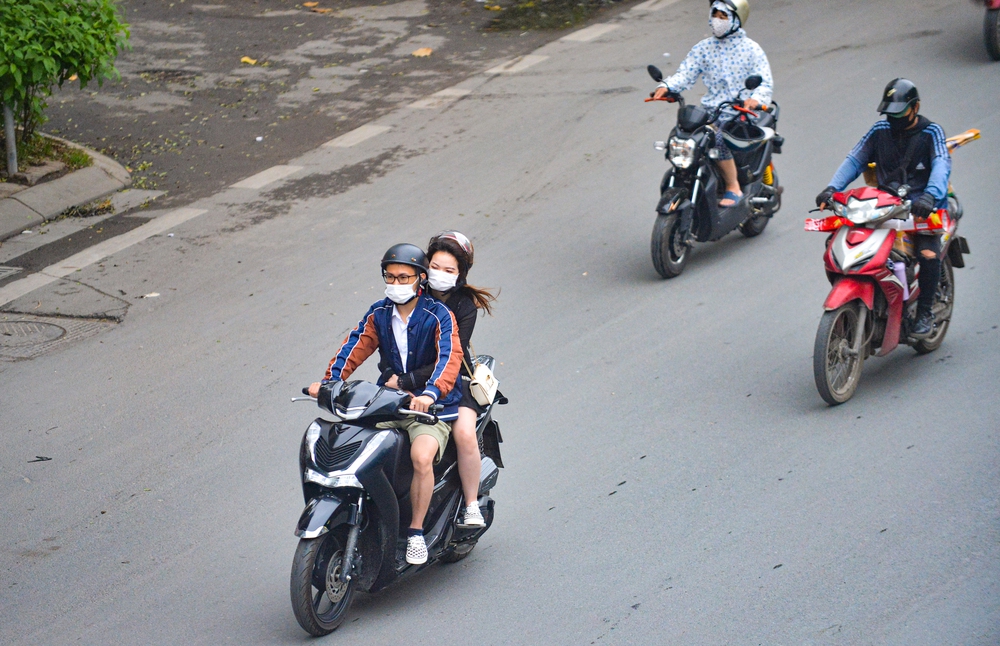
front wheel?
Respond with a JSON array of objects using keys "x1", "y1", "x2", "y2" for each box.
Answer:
[
  {"x1": 913, "y1": 255, "x2": 955, "y2": 354},
  {"x1": 651, "y1": 212, "x2": 689, "y2": 279},
  {"x1": 814, "y1": 302, "x2": 866, "y2": 405},
  {"x1": 290, "y1": 530, "x2": 355, "y2": 636},
  {"x1": 985, "y1": 9, "x2": 1000, "y2": 61}
]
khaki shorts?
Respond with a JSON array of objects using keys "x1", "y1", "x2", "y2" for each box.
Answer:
[{"x1": 376, "y1": 418, "x2": 452, "y2": 464}]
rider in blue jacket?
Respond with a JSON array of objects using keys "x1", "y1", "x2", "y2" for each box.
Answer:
[
  {"x1": 309, "y1": 244, "x2": 463, "y2": 565},
  {"x1": 816, "y1": 79, "x2": 950, "y2": 338}
]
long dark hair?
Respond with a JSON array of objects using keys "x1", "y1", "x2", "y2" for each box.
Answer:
[{"x1": 427, "y1": 236, "x2": 498, "y2": 315}]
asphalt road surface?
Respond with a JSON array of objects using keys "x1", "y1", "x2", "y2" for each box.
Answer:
[{"x1": 2, "y1": 0, "x2": 999, "y2": 644}]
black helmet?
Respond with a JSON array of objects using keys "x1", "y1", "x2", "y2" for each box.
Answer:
[
  {"x1": 877, "y1": 78, "x2": 919, "y2": 115},
  {"x1": 380, "y1": 243, "x2": 427, "y2": 273}
]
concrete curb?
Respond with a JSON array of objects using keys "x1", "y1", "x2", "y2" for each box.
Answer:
[{"x1": 0, "y1": 135, "x2": 130, "y2": 243}]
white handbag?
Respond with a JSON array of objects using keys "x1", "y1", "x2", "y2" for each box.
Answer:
[{"x1": 464, "y1": 346, "x2": 498, "y2": 407}]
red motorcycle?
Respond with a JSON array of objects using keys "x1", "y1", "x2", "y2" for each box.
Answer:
[
  {"x1": 807, "y1": 129, "x2": 979, "y2": 405},
  {"x1": 983, "y1": 0, "x2": 1000, "y2": 60}
]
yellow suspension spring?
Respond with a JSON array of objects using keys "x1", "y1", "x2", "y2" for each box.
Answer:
[{"x1": 762, "y1": 163, "x2": 773, "y2": 186}]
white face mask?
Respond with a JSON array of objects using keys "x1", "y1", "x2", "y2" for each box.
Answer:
[
  {"x1": 385, "y1": 283, "x2": 417, "y2": 304},
  {"x1": 427, "y1": 268, "x2": 458, "y2": 292},
  {"x1": 710, "y1": 16, "x2": 733, "y2": 38}
]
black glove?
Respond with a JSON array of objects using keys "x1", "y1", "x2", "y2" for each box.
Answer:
[
  {"x1": 911, "y1": 192, "x2": 936, "y2": 218},
  {"x1": 815, "y1": 186, "x2": 836, "y2": 208}
]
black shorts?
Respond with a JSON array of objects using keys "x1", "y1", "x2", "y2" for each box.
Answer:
[{"x1": 457, "y1": 376, "x2": 482, "y2": 413}]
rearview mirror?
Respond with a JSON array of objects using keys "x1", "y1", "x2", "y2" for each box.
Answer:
[
  {"x1": 647, "y1": 65, "x2": 663, "y2": 83},
  {"x1": 744, "y1": 75, "x2": 762, "y2": 91}
]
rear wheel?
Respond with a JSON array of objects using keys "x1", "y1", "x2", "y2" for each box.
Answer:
[
  {"x1": 814, "y1": 303, "x2": 865, "y2": 405},
  {"x1": 985, "y1": 9, "x2": 1000, "y2": 61},
  {"x1": 290, "y1": 529, "x2": 355, "y2": 636},
  {"x1": 913, "y1": 255, "x2": 955, "y2": 354},
  {"x1": 740, "y1": 169, "x2": 777, "y2": 238},
  {"x1": 440, "y1": 541, "x2": 477, "y2": 563},
  {"x1": 651, "y1": 212, "x2": 689, "y2": 278}
]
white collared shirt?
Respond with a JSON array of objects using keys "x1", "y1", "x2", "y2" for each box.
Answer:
[{"x1": 391, "y1": 305, "x2": 409, "y2": 372}]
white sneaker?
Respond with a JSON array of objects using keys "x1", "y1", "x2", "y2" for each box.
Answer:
[
  {"x1": 461, "y1": 502, "x2": 485, "y2": 528},
  {"x1": 406, "y1": 534, "x2": 428, "y2": 565}
]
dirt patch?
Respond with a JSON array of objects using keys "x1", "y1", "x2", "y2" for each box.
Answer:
[
  {"x1": 222, "y1": 146, "x2": 417, "y2": 231},
  {"x1": 485, "y1": 0, "x2": 630, "y2": 31}
]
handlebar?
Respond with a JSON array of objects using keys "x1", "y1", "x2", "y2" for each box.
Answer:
[{"x1": 732, "y1": 104, "x2": 758, "y2": 117}]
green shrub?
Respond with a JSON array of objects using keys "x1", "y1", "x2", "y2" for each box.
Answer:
[{"x1": 0, "y1": 0, "x2": 129, "y2": 152}]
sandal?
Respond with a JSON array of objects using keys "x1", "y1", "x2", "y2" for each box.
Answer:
[{"x1": 719, "y1": 190, "x2": 742, "y2": 208}]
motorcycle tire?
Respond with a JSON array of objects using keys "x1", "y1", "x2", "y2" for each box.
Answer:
[
  {"x1": 913, "y1": 255, "x2": 954, "y2": 354},
  {"x1": 440, "y1": 540, "x2": 477, "y2": 563},
  {"x1": 986, "y1": 9, "x2": 1000, "y2": 61},
  {"x1": 290, "y1": 529, "x2": 355, "y2": 636},
  {"x1": 814, "y1": 302, "x2": 865, "y2": 406},
  {"x1": 651, "y1": 212, "x2": 688, "y2": 279}
]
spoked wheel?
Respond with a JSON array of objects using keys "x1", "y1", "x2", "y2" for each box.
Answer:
[
  {"x1": 651, "y1": 212, "x2": 689, "y2": 278},
  {"x1": 814, "y1": 302, "x2": 866, "y2": 405},
  {"x1": 985, "y1": 9, "x2": 1000, "y2": 61},
  {"x1": 290, "y1": 529, "x2": 355, "y2": 636},
  {"x1": 740, "y1": 169, "x2": 778, "y2": 238},
  {"x1": 914, "y1": 255, "x2": 955, "y2": 354}
]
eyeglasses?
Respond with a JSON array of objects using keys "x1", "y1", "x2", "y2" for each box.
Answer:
[{"x1": 383, "y1": 272, "x2": 419, "y2": 285}]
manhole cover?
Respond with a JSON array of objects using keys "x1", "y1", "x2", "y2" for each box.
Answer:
[{"x1": 0, "y1": 320, "x2": 66, "y2": 347}]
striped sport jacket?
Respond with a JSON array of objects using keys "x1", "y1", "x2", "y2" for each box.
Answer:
[{"x1": 323, "y1": 295, "x2": 463, "y2": 406}]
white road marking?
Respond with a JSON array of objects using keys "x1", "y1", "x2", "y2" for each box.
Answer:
[
  {"x1": 630, "y1": 0, "x2": 681, "y2": 12},
  {"x1": 408, "y1": 87, "x2": 472, "y2": 109},
  {"x1": 230, "y1": 165, "x2": 303, "y2": 189},
  {"x1": 0, "y1": 208, "x2": 207, "y2": 307},
  {"x1": 323, "y1": 124, "x2": 392, "y2": 148},
  {"x1": 560, "y1": 23, "x2": 620, "y2": 42},
  {"x1": 485, "y1": 55, "x2": 549, "y2": 75}
]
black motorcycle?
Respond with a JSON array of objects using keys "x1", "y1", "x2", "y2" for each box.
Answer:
[
  {"x1": 289, "y1": 366, "x2": 506, "y2": 636},
  {"x1": 645, "y1": 65, "x2": 784, "y2": 278}
]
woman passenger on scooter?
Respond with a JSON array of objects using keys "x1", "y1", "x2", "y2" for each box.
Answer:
[{"x1": 384, "y1": 231, "x2": 497, "y2": 527}]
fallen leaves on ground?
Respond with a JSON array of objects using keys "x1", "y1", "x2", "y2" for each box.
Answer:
[
  {"x1": 310, "y1": 7, "x2": 333, "y2": 13},
  {"x1": 240, "y1": 56, "x2": 258, "y2": 65},
  {"x1": 412, "y1": 47, "x2": 433, "y2": 57},
  {"x1": 303, "y1": 1, "x2": 319, "y2": 5},
  {"x1": 485, "y1": 4, "x2": 503, "y2": 9}
]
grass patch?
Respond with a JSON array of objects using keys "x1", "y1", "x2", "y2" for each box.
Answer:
[
  {"x1": 484, "y1": 0, "x2": 628, "y2": 31},
  {"x1": 0, "y1": 134, "x2": 92, "y2": 179}
]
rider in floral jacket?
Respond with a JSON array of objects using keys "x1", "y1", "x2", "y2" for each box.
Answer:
[{"x1": 653, "y1": 0, "x2": 773, "y2": 207}]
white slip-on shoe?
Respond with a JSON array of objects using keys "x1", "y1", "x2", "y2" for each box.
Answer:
[
  {"x1": 406, "y1": 534, "x2": 428, "y2": 565},
  {"x1": 460, "y1": 502, "x2": 485, "y2": 528}
]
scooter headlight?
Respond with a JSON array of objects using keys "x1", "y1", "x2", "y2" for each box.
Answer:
[
  {"x1": 668, "y1": 136, "x2": 696, "y2": 169},
  {"x1": 844, "y1": 197, "x2": 893, "y2": 224}
]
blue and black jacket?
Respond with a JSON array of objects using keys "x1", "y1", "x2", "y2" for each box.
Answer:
[
  {"x1": 324, "y1": 294, "x2": 463, "y2": 418},
  {"x1": 829, "y1": 115, "x2": 951, "y2": 209}
]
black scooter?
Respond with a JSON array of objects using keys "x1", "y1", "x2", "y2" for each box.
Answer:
[
  {"x1": 289, "y1": 366, "x2": 506, "y2": 636},
  {"x1": 645, "y1": 65, "x2": 784, "y2": 278}
]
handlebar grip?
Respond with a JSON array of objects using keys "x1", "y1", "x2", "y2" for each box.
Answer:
[{"x1": 301, "y1": 387, "x2": 311, "y2": 396}]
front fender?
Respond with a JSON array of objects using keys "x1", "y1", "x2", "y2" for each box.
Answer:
[
  {"x1": 823, "y1": 277, "x2": 874, "y2": 311},
  {"x1": 295, "y1": 494, "x2": 351, "y2": 539}
]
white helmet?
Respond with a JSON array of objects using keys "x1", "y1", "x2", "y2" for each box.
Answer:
[{"x1": 710, "y1": 0, "x2": 749, "y2": 28}]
